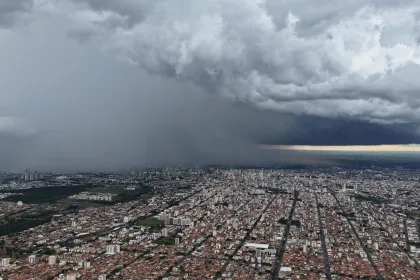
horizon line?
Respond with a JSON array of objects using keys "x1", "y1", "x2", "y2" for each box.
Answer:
[{"x1": 261, "y1": 144, "x2": 420, "y2": 152}]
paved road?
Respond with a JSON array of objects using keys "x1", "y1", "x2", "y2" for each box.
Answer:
[
  {"x1": 404, "y1": 219, "x2": 410, "y2": 252},
  {"x1": 329, "y1": 190, "x2": 384, "y2": 280},
  {"x1": 160, "y1": 196, "x2": 256, "y2": 279},
  {"x1": 315, "y1": 194, "x2": 332, "y2": 280},
  {"x1": 214, "y1": 196, "x2": 278, "y2": 279},
  {"x1": 52, "y1": 188, "x2": 205, "y2": 279},
  {"x1": 271, "y1": 190, "x2": 299, "y2": 280},
  {"x1": 358, "y1": 203, "x2": 420, "y2": 268}
]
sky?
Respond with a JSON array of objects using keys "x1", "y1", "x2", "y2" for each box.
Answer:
[
  {"x1": 1, "y1": 0, "x2": 420, "y2": 171},
  {"x1": 264, "y1": 144, "x2": 420, "y2": 152}
]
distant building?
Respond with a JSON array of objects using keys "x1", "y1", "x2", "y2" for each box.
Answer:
[
  {"x1": 48, "y1": 255, "x2": 57, "y2": 265},
  {"x1": 21, "y1": 171, "x2": 42, "y2": 181},
  {"x1": 1, "y1": 258, "x2": 10, "y2": 267},
  {"x1": 106, "y1": 244, "x2": 120, "y2": 255},
  {"x1": 17, "y1": 201, "x2": 23, "y2": 206},
  {"x1": 244, "y1": 243, "x2": 269, "y2": 250},
  {"x1": 66, "y1": 275, "x2": 76, "y2": 280},
  {"x1": 164, "y1": 215, "x2": 171, "y2": 225},
  {"x1": 28, "y1": 255, "x2": 36, "y2": 264}
]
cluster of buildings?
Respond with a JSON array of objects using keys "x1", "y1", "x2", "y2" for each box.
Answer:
[
  {"x1": 20, "y1": 171, "x2": 43, "y2": 181},
  {"x1": 0, "y1": 201, "x2": 27, "y2": 216},
  {"x1": 0, "y1": 168, "x2": 420, "y2": 279},
  {"x1": 68, "y1": 192, "x2": 116, "y2": 202}
]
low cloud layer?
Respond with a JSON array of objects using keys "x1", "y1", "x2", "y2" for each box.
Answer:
[
  {"x1": 0, "y1": 0, "x2": 33, "y2": 27},
  {"x1": 0, "y1": 116, "x2": 35, "y2": 137}
]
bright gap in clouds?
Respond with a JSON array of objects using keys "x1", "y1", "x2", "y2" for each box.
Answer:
[{"x1": 263, "y1": 144, "x2": 420, "y2": 152}]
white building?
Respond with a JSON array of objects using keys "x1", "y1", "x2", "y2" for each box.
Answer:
[
  {"x1": 106, "y1": 245, "x2": 115, "y2": 255},
  {"x1": 98, "y1": 275, "x2": 106, "y2": 280},
  {"x1": 1, "y1": 258, "x2": 10, "y2": 267},
  {"x1": 48, "y1": 255, "x2": 57, "y2": 265},
  {"x1": 244, "y1": 243, "x2": 269, "y2": 250},
  {"x1": 66, "y1": 275, "x2": 76, "y2": 280},
  {"x1": 106, "y1": 244, "x2": 120, "y2": 255},
  {"x1": 28, "y1": 255, "x2": 36, "y2": 264}
]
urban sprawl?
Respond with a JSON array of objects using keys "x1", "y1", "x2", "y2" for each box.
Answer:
[{"x1": 1, "y1": 168, "x2": 420, "y2": 279}]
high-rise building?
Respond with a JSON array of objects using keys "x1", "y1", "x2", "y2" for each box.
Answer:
[
  {"x1": 28, "y1": 255, "x2": 36, "y2": 264},
  {"x1": 106, "y1": 245, "x2": 116, "y2": 255},
  {"x1": 106, "y1": 244, "x2": 120, "y2": 255},
  {"x1": 98, "y1": 275, "x2": 107, "y2": 280},
  {"x1": 1, "y1": 258, "x2": 10, "y2": 267},
  {"x1": 48, "y1": 255, "x2": 57, "y2": 265},
  {"x1": 175, "y1": 238, "x2": 180, "y2": 246},
  {"x1": 66, "y1": 274, "x2": 76, "y2": 280},
  {"x1": 164, "y1": 215, "x2": 171, "y2": 225}
]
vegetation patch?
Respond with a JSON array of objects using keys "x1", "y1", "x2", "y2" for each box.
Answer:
[
  {"x1": 353, "y1": 194, "x2": 387, "y2": 204},
  {"x1": 135, "y1": 218, "x2": 164, "y2": 228},
  {"x1": 154, "y1": 237, "x2": 176, "y2": 246}
]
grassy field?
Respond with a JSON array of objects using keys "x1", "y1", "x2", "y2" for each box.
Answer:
[
  {"x1": 135, "y1": 218, "x2": 164, "y2": 228},
  {"x1": 154, "y1": 237, "x2": 176, "y2": 246},
  {"x1": 353, "y1": 194, "x2": 388, "y2": 204}
]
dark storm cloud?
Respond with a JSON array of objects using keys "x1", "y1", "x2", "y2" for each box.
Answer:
[
  {"x1": 0, "y1": 0, "x2": 33, "y2": 27},
  {"x1": 259, "y1": 117, "x2": 420, "y2": 146},
  {"x1": 3, "y1": 1, "x2": 420, "y2": 124},
  {"x1": 53, "y1": 0, "x2": 420, "y2": 124},
  {"x1": 1, "y1": 0, "x2": 420, "y2": 171}
]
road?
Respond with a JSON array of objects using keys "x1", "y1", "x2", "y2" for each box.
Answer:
[
  {"x1": 358, "y1": 203, "x2": 420, "y2": 268},
  {"x1": 315, "y1": 193, "x2": 332, "y2": 280},
  {"x1": 271, "y1": 190, "x2": 299, "y2": 280},
  {"x1": 160, "y1": 196, "x2": 256, "y2": 279},
  {"x1": 213, "y1": 195, "x2": 278, "y2": 279},
  {"x1": 329, "y1": 190, "x2": 384, "y2": 280}
]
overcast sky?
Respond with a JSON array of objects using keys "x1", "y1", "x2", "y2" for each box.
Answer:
[{"x1": 1, "y1": 0, "x2": 420, "y2": 171}]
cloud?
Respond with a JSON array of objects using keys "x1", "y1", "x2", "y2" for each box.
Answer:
[
  {"x1": 47, "y1": 0, "x2": 420, "y2": 125},
  {"x1": 0, "y1": 0, "x2": 34, "y2": 27},
  {"x1": 0, "y1": 116, "x2": 35, "y2": 137},
  {"x1": 2, "y1": 0, "x2": 420, "y2": 171},
  {"x1": 3, "y1": 0, "x2": 420, "y2": 124}
]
